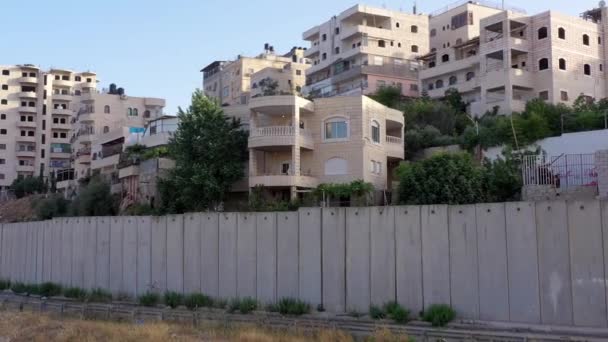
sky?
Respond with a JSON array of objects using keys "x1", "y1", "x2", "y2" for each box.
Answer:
[{"x1": 2, "y1": 0, "x2": 596, "y2": 114}]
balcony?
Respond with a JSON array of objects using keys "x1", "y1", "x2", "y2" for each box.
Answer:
[
  {"x1": 52, "y1": 122, "x2": 71, "y2": 130},
  {"x1": 118, "y1": 165, "x2": 139, "y2": 179},
  {"x1": 17, "y1": 91, "x2": 37, "y2": 99},
  {"x1": 17, "y1": 76, "x2": 38, "y2": 85},
  {"x1": 16, "y1": 136, "x2": 36, "y2": 143},
  {"x1": 16, "y1": 165, "x2": 35, "y2": 173},
  {"x1": 15, "y1": 149, "x2": 36, "y2": 158},
  {"x1": 53, "y1": 79, "x2": 72, "y2": 87},
  {"x1": 50, "y1": 151, "x2": 71, "y2": 159},
  {"x1": 385, "y1": 136, "x2": 404, "y2": 159},
  {"x1": 77, "y1": 113, "x2": 94, "y2": 122},
  {"x1": 419, "y1": 56, "x2": 479, "y2": 80},
  {"x1": 249, "y1": 95, "x2": 314, "y2": 113},
  {"x1": 485, "y1": 67, "x2": 533, "y2": 90},
  {"x1": 78, "y1": 154, "x2": 91, "y2": 164},
  {"x1": 17, "y1": 121, "x2": 37, "y2": 129},
  {"x1": 18, "y1": 106, "x2": 37, "y2": 114},
  {"x1": 53, "y1": 108, "x2": 72, "y2": 116},
  {"x1": 304, "y1": 44, "x2": 320, "y2": 58},
  {"x1": 249, "y1": 174, "x2": 319, "y2": 188},
  {"x1": 341, "y1": 25, "x2": 391, "y2": 40},
  {"x1": 481, "y1": 36, "x2": 529, "y2": 55},
  {"x1": 302, "y1": 26, "x2": 320, "y2": 41},
  {"x1": 249, "y1": 126, "x2": 314, "y2": 150},
  {"x1": 53, "y1": 93, "x2": 72, "y2": 101}
]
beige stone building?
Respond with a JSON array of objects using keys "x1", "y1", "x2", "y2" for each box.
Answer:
[
  {"x1": 202, "y1": 45, "x2": 310, "y2": 107},
  {"x1": 224, "y1": 94, "x2": 404, "y2": 202},
  {"x1": 0, "y1": 65, "x2": 98, "y2": 190},
  {"x1": 418, "y1": 1, "x2": 608, "y2": 116},
  {"x1": 302, "y1": 4, "x2": 429, "y2": 98}
]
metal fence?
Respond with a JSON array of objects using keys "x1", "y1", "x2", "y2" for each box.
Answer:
[{"x1": 522, "y1": 154, "x2": 597, "y2": 188}]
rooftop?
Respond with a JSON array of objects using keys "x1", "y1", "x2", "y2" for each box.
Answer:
[{"x1": 429, "y1": 0, "x2": 526, "y2": 17}]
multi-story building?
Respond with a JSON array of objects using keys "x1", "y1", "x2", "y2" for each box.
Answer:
[
  {"x1": 302, "y1": 4, "x2": 429, "y2": 98},
  {"x1": 0, "y1": 64, "x2": 98, "y2": 190},
  {"x1": 202, "y1": 45, "x2": 310, "y2": 107},
  {"x1": 233, "y1": 94, "x2": 404, "y2": 202},
  {"x1": 419, "y1": 0, "x2": 608, "y2": 116}
]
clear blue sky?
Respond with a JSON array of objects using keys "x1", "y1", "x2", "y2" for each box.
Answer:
[{"x1": 2, "y1": 0, "x2": 592, "y2": 113}]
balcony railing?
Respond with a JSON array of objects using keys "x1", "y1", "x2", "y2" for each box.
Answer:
[
  {"x1": 252, "y1": 126, "x2": 294, "y2": 137},
  {"x1": 386, "y1": 136, "x2": 402, "y2": 144}
]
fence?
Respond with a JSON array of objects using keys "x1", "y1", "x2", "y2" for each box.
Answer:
[
  {"x1": 522, "y1": 154, "x2": 597, "y2": 188},
  {"x1": 1, "y1": 201, "x2": 608, "y2": 328}
]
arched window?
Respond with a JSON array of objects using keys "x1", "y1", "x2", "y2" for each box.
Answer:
[
  {"x1": 324, "y1": 117, "x2": 349, "y2": 140},
  {"x1": 144, "y1": 110, "x2": 151, "y2": 118},
  {"x1": 378, "y1": 40, "x2": 386, "y2": 48},
  {"x1": 127, "y1": 108, "x2": 133, "y2": 116},
  {"x1": 456, "y1": 38, "x2": 463, "y2": 45},
  {"x1": 133, "y1": 108, "x2": 138, "y2": 116},
  {"x1": 411, "y1": 25, "x2": 418, "y2": 33},
  {"x1": 428, "y1": 83, "x2": 434, "y2": 90},
  {"x1": 449, "y1": 76, "x2": 457, "y2": 85},
  {"x1": 371, "y1": 120, "x2": 380, "y2": 143},
  {"x1": 584, "y1": 64, "x2": 591, "y2": 75},
  {"x1": 430, "y1": 29, "x2": 437, "y2": 37},
  {"x1": 104, "y1": 105, "x2": 110, "y2": 114},
  {"x1": 558, "y1": 27, "x2": 565, "y2": 39},
  {"x1": 559, "y1": 58, "x2": 566, "y2": 70},
  {"x1": 538, "y1": 27, "x2": 548, "y2": 40},
  {"x1": 103, "y1": 126, "x2": 109, "y2": 134},
  {"x1": 583, "y1": 34, "x2": 590, "y2": 46},
  {"x1": 441, "y1": 54, "x2": 450, "y2": 62},
  {"x1": 435, "y1": 79, "x2": 444, "y2": 89},
  {"x1": 324, "y1": 157, "x2": 348, "y2": 175},
  {"x1": 538, "y1": 58, "x2": 549, "y2": 70},
  {"x1": 466, "y1": 71, "x2": 475, "y2": 81},
  {"x1": 396, "y1": 22, "x2": 400, "y2": 28},
  {"x1": 411, "y1": 45, "x2": 419, "y2": 53}
]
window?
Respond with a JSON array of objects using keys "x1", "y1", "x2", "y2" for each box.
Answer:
[
  {"x1": 75, "y1": 76, "x2": 81, "y2": 82},
  {"x1": 324, "y1": 157, "x2": 348, "y2": 175},
  {"x1": 28, "y1": 131, "x2": 35, "y2": 137},
  {"x1": 431, "y1": 29, "x2": 437, "y2": 37},
  {"x1": 451, "y1": 11, "x2": 472, "y2": 30},
  {"x1": 324, "y1": 117, "x2": 349, "y2": 140},
  {"x1": 322, "y1": 34, "x2": 327, "y2": 41},
  {"x1": 0, "y1": 144, "x2": 5, "y2": 150},
  {"x1": 1, "y1": 70, "x2": 8, "y2": 76},
  {"x1": 127, "y1": 108, "x2": 133, "y2": 116},
  {"x1": 334, "y1": 47, "x2": 340, "y2": 54},
  {"x1": 601, "y1": 64, "x2": 604, "y2": 72},
  {"x1": 466, "y1": 72, "x2": 475, "y2": 81},
  {"x1": 539, "y1": 91, "x2": 549, "y2": 100},
  {"x1": 428, "y1": 83, "x2": 434, "y2": 90},
  {"x1": 133, "y1": 108, "x2": 138, "y2": 116},
  {"x1": 449, "y1": 76, "x2": 457, "y2": 85},
  {"x1": 0, "y1": 114, "x2": 4, "y2": 120},
  {"x1": 103, "y1": 126, "x2": 110, "y2": 133},
  {"x1": 322, "y1": 53, "x2": 327, "y2": 60},
  {"x1": 0, "y1": 129, "x2": 5, "y2": 135},
  {"x1": 410, "y1": 84, "x2": 419, "y2": 91},
  {"x1": 1, "y1": 85, "x2": 7, "y2": 90},
  {"x1": 377, "y1": 80, "x2": 386, "y2": 88},
  {"x1": 442, "y1": 54, "x2": 450, "y2": 62},
  {"x1": 86, "y1": 78, "x2": 92, "y2": 83},
  {"x1": 599, "y1": 37, "x2": 602, "y2": 45},
  {"x1": 378, "y1": 40, "x2": 386, "y2": 48},
  {"x1": 296, "y1": 70, "x2": 302, "y2": 76},
  {"x1": 0, "y1": 159, "x2": 5, "y2": 165},
  {"x1": 538, "y1": 58, "x2": 549, "y2": 70},
  {"x1": 395, "y1": 22, "x2": 400, "y2": 28},
  {"x1": 335, "y1": 27, "x2": 340, "y2": 35},
  {"x1": 559, "y1": 58, "x2": 566, "y2": 70},
  {"x1": 411, "y1": 25, "x2": 418, "y2": 33},
  {"x1": 583, "y1": 34, "x2": 590, "y2": 46},
  {"x1": 561, "y1": 91, "x2": 569, "y2": 101},
  {"x1": 411, "y1": 45, "x2": 419, "y2": 53},
  {"x1": 435, "y1": 79, "x2": 444, "y2": 88},
  {"x1": 398, "y1": 43, "x2": 402, "y2": 48},
  {"x1": 584, "y1": 64, "x2": 591, "y2": 75},
  {"x1": 0, "y1": 100, "x2": 6, "y2": 105},
  {"x1": 371, "y1": 120, "x2": 380, "y2": 143},
  {"x1": 538, "y1": 27, "x2": 548, "y2": 40},
  {"x1": 74, "y1": 90, "x2": 81, "y2": 96},
  {"x1": 558, "y1": 27, "x2": 565, "y2": 39}
]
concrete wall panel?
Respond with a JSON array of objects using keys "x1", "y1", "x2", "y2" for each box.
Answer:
[
  {"x1": 61, "y1": 218, "x2": 73, "y2": 286},
  {"x1": 24, "y1": 223, "x2": 32, "y2": 283},
  {"x1": 277, "y1": 212, "x2": 299, "y2": 299},
  {"x1": 109, "y1": 217, "x2": 124, "y2": 293},
  {"x1": 568, "y1": 200, "x2": 607, "y2": 327},
  {"x1": 42, "y1": 221, "x2": 52, "y2": 282},
  {"x1": 346, "y1": 207, "x2": 371, "y2": 313},
  {"x1": 448, "y1": 205, "x2": 479, "y2": 319},
  {"x1": 166, "y1": 215, "x2": 184, "y2": 293},
  {"x1": 184, "y1": 213, "x2": 202, "y2": 294},
  {"x1": 83, "y1": 218, "x2": 97, "y2": 289},
  {"x1": 95, "y1": 217, "x2": 111, "y2": 290},
  {"x1": 201, "y1": 213, "x2": 219, "y2": 297},
  {"x1": 137, "y1": 216, "x2": 152, "y2": 295},
  {"x1": 298, "y1": 208, "x2": 322, "y2": 306},
  {"x1": 506, "y1": 202, "x2": 540, "y2": 324},
  {"x1": 476, "y1": 203, "x2": 509, "y2": 321},
  {"x1": 219, "y1": 213, "x2": 237, "y2": 299},
  {"x1": 536, "y1": 201, "x2": 573, "y2": 325},
  {"x1": 0, "y1": 225, "x2": 6, "y2": 280},
  {"x1": 421, "y1": 205, "x2": 450, "y2": 309},
  {"x1": 51, "y1": 219, "x2": 63, "y2": 284},
  {"x1": 237, "y1": 213, "x2": 257, "y2": 298},
  {"x1": 322, "y1": 208, "x2": 346, "y2": 312},
  {"x1": 71, "y1": 218, "x2": 85, "y2": 288},
  {"x1": 36, "y1": 222, "x2": 44, "y2": 283},
  {"x1": 370, "y1": 207, "x2": 396, "y2": 306},
  {"x1": 395, "y1": 206, "x2": 423, "y2": 314},
  {"x1": 256, "y1": 213, "x2": 276, "y2": 304},
  {"x1": 150, "y1": 216, "x2": 167, "y2": 292},
  {"x1": 122, "y1": 217, "x2": 138, "y2": 295}
]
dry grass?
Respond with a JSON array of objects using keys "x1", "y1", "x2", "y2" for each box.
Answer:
[{"x1": 0, "y1": 311, "x2": 414, "y2": 341}]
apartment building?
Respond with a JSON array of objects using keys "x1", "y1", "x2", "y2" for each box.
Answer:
[
  {"x1": 419, "y1": 0, "x2": 608, "y2": 116},
  {"x1": 0, "y1": 65, "x2": 98, "y2": 189},
  {"x1": 302, "y1": 4, "x2": 429, "y2": 98},
  {"x1": 202, "y1": 45, "x2": 310, "y2": 107},
  {"x1": 226, "y1": 94, "x2": 404, "y2": 202}
]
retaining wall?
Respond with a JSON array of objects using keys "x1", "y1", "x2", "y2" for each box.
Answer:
[{"x1": 1, "y1": 200, "x2": 608, "y2": 328}]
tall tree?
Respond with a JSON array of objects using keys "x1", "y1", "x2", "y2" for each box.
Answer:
[{"x1": 159, "y1": 90, "x2": 248, "y2": 213}]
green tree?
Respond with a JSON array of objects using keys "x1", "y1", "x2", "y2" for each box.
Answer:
[
  {"x1": 258, "y1": 77, "x2": 280, "y2": 96},
  {"x1": 69, "y1": 176, "x2": 117, "y2": 216},
  {"x1": 369, "y1": 85, "x2": 403, "y2": 108},
  {"x1": 10, "y1": 177, "x2": 46, "y2": 198},
  {"x1": 159, "y1": 90, "x2": 248, "y2": 213},
  {"x1": 482, "y1": 153, "x2": 522, "y2": 202}
]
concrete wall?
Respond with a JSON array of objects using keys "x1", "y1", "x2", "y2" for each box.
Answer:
[{"x1": 1, "y1": 200, "x2": 608, "y2": 328}]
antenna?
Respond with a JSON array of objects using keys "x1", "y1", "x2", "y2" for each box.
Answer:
[{"x1": 413, "y1": 0, "x2": 417, "y2": 14}]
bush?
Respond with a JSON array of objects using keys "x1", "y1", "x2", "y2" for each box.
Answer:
[
  {"x1": 139, "y1": 292, "x2": 161, "y2": 307},
  {"x1": 163, "y1": 291, "x2": 183, "y2": 309},
  {"x1": 383, "y1": 301, "x2": 409, "y2": 324},
  {"x1": 422, "y1": 304, "x2": 456, "y2": 327},
  {"x1": 35, "y1": 194, "x2": 70, "y2": 220},
  {"x1": 11, "y1": 177, "x2": 46, "y2": 199},
  {"x1": 238, "y1": 297, "x2": 258, "y2": 314},
  {"x1": 10, "y1": 282, "x2": 27, "y2": 294},
  {"x1": 69, "y1": 176, "x2": 118, "y2": 216},
  {"x1": 114, "y1": 292, "x2": 133, "y2": 302},
  {"x1": 227, "y1": 298, "x2": 240, "y2": 313},
  {"x1": 63, "y1": 287, "x2": 88, "y2": 301},
  {"x1": 184, "y1": 293, "x2": 213, "y2": 310},
  {"x1": 39, "y1": 282, "x2": 62, "y2": 297},
  {"x1": 213, "y1": 298, "x2": 227, "y2": 309},
  {"x1": 0, "y1": 279, "x2": 10, "y2": 290},
  {"x1": 276, "y1": 298, "x2": 310, "y2": 316},
  {"x1": 87, "y1": 288, "x2": 112, "y2": 303},
  {"x1": 369, "y1": 305, "x2": 386, "y2": 320}
]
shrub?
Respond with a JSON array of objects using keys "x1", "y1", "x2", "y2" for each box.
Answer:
[
  {"x1": 10, "y1": 282, "x2": 27, "y2": 294},
  {"x1": 63, "y1": 287, "x2": 88, "y2": 301},
  {"x1": 35, "y1": 194, "x2": 70, "y2": 220},
  {"x1": 369, "y1": 305, "x2": 386, "y2": 320},
  {"x1": 184, "y1": 293, "x2": 213, "y2": 310},
  {"x1": 11, "y1": 177, "x2": 46, "y2": 199},
  {"x1": 423, "y1": 304, "x2": 456, "y2": 327},
  {"x1": 24, "y1": 283, "x2": 41, "y2": 295},
  {"x1": 163, "y1": 291, "x2": 183, "y2": 309},
  {"x1": 0, "y1": 279, "x2": 10, "y2": 290},
  {"x1": 39, "y1": 282, "x2": 62, "y2": 297},
  {"x1": 383, "y1": 301, "x2": 409, "y2": 324},
  {"x1": 114, "y1": 292, "x2": 133, "y2": 302},
  {"x1": 213, "y1": 298, "x2": 227, "y2": 309},
  {"x1": 87, "y1": 288, "x2": 112, "y2": 303},
  {"x1": 276, "y1": 298, "x2": 310, "y2": 316},
  {"x1": 227, "y1": 298, "x2": 241, "y2": 313},
  {"x1": 138, "y1": 292, "x2": 161, "y2": 307},
  {"x1": 69, "y1": 176, "x2": 118, "y2": 216},
  {"x1": 238, "y1": 297, "x2": 258, "y2": 314}
]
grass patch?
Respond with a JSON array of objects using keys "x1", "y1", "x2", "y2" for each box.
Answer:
[
  {"x1": 63, "y1": 287, "x2": 88, "y2": 301},
  {"x1": 138, "y1": 292, "x2": 161, "y2": 307},
  {"x1": 0, "y1": 279, "x2": 10, "y2": 290},
  {"x1": 163, "y1": 291, "x2": 183, "y2": 309},
  {"x1": 39, "y1": 282, "x2": 62, "y2": 297},
  {"x1": 422, "y1": 304, "x2": 456, "y2": 327},
  {"x1": 228, "y1": 297, "x2": 258, "y2": 314},
  {"x1": 87, "y1": 288, "x2": 112, "y2": 303},
  {"x1": 183, "y1": 293, "x2": 213, "y2": 310},
  {"x1": 369, "y1": 305, "x2": 386, "y2": 320},
  {"x1": 10, "y1": 282, "x2": 27, "y2": 294},
  {"x1": 276, "y1": 298, "x2": 310, "y2": 316}
]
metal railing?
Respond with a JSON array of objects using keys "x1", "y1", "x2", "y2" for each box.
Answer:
[
  {"x1": 386, "y1": 136, "x2": 402, "y2": 144},
  {"x1": 252, "y1": 126, "x2": 294, "y2": 137},
  {"x1": 522, "y1": 154, "x2": 597, "y2": 188}
]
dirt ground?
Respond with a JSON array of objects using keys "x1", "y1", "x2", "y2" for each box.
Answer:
[
  {"x1": 0, "y1": 311, "x2": 413, "y2": 342},
  {"x1": 0, "y1": 195, "x2": 39, "y2": 223}
]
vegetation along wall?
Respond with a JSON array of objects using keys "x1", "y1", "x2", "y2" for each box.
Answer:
[{"x1": 1, "y1": 200, "x2": 608, "y2": 328}]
